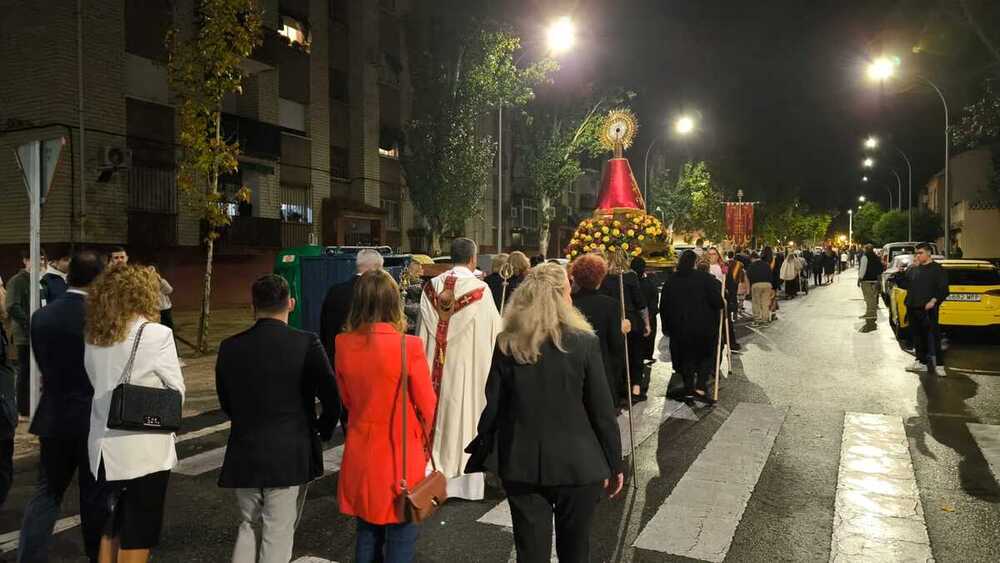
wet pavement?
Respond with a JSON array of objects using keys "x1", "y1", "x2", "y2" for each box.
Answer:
[{"x1": 1, "y1": 268, "x2": 998, "y2": 562}]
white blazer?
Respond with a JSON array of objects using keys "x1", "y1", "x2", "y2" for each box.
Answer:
[{"x1": 85, "y1": 318, "x2": 186, "y2": 481}]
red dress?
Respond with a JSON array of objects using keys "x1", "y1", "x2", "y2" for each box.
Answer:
[{"x1": 335, "y1": 323, "x2": 437, "y2": 525}]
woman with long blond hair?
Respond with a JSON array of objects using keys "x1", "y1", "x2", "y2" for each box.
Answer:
[
  {"x1": 335, "y1": 270, "x2": 436, "y2": 562},
  {"x1": 466, "y1": 263, "x2": 623, "y2": 562},
  {"x1": 84, "y1": 264, "x2": 185, "y2": 563}
]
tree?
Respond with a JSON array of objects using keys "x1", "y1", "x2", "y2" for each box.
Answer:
[
  {"x1": 402, "y1": 25, "x2": 552, "y2": 254},
  {"x1": 756, "y1": 199, "x2": 832, "y2": 246},
  {"x1": 874, "y1": 209, "x2": 944, "y2": 243},
  {"x1": 648, "y1": 161, "x2": 725, "y2": 241},
  {"x1": 517, "y1": 91, "x2": 632, "y2": 256},
  {"x1": 852, "y1": 202, "x2": 884, "y2": 244},
  {"x1": 167, "y1": 0, "x2": 261, "y2": 353}
]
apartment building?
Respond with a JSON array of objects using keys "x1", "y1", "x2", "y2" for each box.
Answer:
[
  {"x1": 0, "y1": 0, "x2": 423, "y2": 309},
  {"x1": 924, "y1": 146, "x2": 1000, "y2": 259}
]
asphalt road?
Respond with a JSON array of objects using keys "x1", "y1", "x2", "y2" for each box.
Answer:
[{"x1": 2, "y1": 267, "x2": 999, "y2": 562}]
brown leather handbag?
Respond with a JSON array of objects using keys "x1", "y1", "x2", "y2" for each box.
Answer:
[{"x1": 398, "y1": 334, "x2": 447, "y2": 523}]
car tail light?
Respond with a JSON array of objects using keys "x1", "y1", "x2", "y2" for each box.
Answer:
[{"x1": 986, "y1": 289, "x2": 1000, "y2": 297}]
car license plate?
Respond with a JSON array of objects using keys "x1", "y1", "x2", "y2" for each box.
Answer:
[{"x1": 946, "y1": 293, "x2": 981, "y2": 302}]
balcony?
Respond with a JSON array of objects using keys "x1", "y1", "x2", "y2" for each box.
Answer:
[{"x1": 204, "y1": 216, "x2": 282, "y2": 253}]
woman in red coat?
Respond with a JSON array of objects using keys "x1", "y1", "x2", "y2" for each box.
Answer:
[{"x1": 335, "y1": 270, "x2": 437, "y2": 563}]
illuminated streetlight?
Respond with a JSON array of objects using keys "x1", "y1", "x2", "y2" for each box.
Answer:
[
  {"x1": 674, "y1": 115, "x2": 696, "y2": 135},
  {"x1": 862, "y1": 157, "x2": 874, "y2": 168},
  {"x1": 864, "y1": 136, "x2": 879, "y2": 150},
  {"x1": 861, "y1": 176, "x2": 869, "y2": 182},
  {"x1": 858, "y1": 195, "x2": 866, "y2": 202},
  {"x1": 546, "y1": 16, "x2": 576, "y2": 55},
  {"x1": 866, "y1": 57, "x2": 897, "y2": 81}
]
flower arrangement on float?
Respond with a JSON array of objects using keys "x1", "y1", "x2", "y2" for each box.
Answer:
[{"x1": 565, "y1": 211, "x2": 669, "y2": 259}]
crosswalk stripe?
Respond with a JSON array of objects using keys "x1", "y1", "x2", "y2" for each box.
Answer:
[
  {"x1": 829, "y1": 412, "x2": 932, "y2": 562},
  {"x1": 175, "y1": 443, "x2": 344, "y2": 477},
  {"x1": 175, "y1": 420, "x2": 231, "y2": 443},
  {"x1": 0, "y1": 516, "x2": 80, "y2": 554},
  {"x1": 292, "y1": 557, "x2": 339, "y2": 562},
  {"x1": 632, "y1": 402, "x2": 786, "y2": 562},
  {"x1": 967, "y1": 423, "x2": 1000, "y2": 484}
]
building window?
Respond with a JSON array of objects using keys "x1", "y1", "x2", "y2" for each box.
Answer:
[
  {"x1": 381, "y1": 199, "x2": 401, "y2": 230},
  {"x1": 378, "y1": 146, "x2": 399, "y2": 159},
  {"x1": 280, "y1": 184, "x2": 312, "y2": 223},
  {"x1": 330, "y1": 68, "x2": 348, "y2": 102},
  {"x1": 278, "y1": 15, "x2": 311, "y2": 50},
  {"x1": 330, "y1": 146, "x2": 349, "y2": 178}
]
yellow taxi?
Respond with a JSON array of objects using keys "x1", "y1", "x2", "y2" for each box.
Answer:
[{"x1": 889, "y1": 259, "x2": 1000, "y2": 339}]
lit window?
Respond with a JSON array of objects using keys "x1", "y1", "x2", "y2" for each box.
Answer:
[
  {"x1": 378, "y1": 146, "x2": 399, "y2": 159},
  {"x1": 280, "y1": 203, "x2": 313, "y2": 224},
  {"x1": 278, "y1": 15, "x2": 310, "y2": 49}
]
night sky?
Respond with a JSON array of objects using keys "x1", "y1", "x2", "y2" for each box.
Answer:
[{"x1": 488, "y1": 0, "x2": 985, "y2": 227}]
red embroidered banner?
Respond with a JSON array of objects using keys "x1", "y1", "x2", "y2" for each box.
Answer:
[{"x1": 726, "y1": 203, "x2": 754, "y2": 245}]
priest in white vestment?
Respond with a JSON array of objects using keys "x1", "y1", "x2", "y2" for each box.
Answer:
[{"x1": 418, "y1": 238, "x2": 502, "y2": 500}]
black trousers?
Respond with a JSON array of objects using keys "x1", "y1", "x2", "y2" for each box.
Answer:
[
  {"x1": 0, "y1": 439, "x2": 13, "y2": 507},
  {"x1": 813, "y1": 270, "x2": 823, "y2": 286},
  {"x1": 504, "y1": 481, "x2": 604, "y2": 563},
  {"x1": 17, "y1": 345, "x2": 30, "y2": 416},
  {"x1": 910, "y1": 306, "x2": 943, "y2": 366},
  {"x1": 19, "y1": 436, "x2": 109, "y2": 562},
  {"x1": 627, "y1": 331, "x2": 647, "y2": 395}
]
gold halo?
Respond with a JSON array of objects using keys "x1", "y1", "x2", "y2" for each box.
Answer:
[{"x1": 600, "y1": 109, "x2": 639, "y2": 152}]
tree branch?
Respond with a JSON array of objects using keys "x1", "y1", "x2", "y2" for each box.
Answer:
[{"x1": 959, "y1": 0, "x2": 1000, "y2": 65}]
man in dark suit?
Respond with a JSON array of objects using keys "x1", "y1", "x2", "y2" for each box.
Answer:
[
  {"x1": 601, "y1": 264, "x2": 649, "y2": 403},
  {"x1": 319, "y1": 248, "x2": 384, "y2": 363},
  {"x1": 216, "y1": 274, "x2": 341, "y2": 563},
  {"x1": 18, "y1": 250, "x2": 106, "y2": 563}
]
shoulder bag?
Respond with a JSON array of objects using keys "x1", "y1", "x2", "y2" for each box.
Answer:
[
  {"x1": 399, "y1": 334, "x2": 447, "y2": 523},
  {"x1": 107, "y1": 322, "x2": 183, "y2": 432}
]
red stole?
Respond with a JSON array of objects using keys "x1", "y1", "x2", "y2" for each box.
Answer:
[{"x1": 422, "y1": 276, "x2": 486, "y2": 394}]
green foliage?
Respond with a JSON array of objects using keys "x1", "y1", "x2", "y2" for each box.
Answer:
[
  {"x1": 402, "y1": 26, "x2": 553, "y2": 252},
  {"x1": 648, "y1": 161, "x2": 725, "y2": 241},
  {"x1": 168, "y1": 0, "x2": 261, "y2": 237},
  {"x1": 952, "y1": 80, "x2": 1000, "y2": 151},
  {"x1": 872, "y1": 208, "x2": 944, "y2": 245},
  {"x1": 852, "y1": 202, "x2": 884, "y2": 244},
  {"x1": 756, "y1": 199, "x2": 832, "y2": 246}
]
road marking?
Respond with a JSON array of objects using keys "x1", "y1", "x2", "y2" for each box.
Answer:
[
  {"x1": 292, "y1": 558, "x2": 339, "y2": 563},
  {"x1": 967, "y1": 423, "x2": 1000, "y2": 485},
  {"x1": 176, "y1": 420, "x2": 231, "y2": 443},
  {"x1": 632, "y1": 402, "x2": 786, "y2": 562},
  {"x1": 175, "y1": 443, "x2": 344, "y2": 477},
  {"x1": 829, "y1": 412, "x2": 932, "y2": 563},
  {"x1": 0, "y1": 515, "x2": 80, "y2": 553}
]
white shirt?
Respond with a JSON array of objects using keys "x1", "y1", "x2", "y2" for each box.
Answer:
[
  {"x1": 708, "y1": 263, "x2": 725, "y2": 283},
  {"x1": 44, "y1": 265, "x2": 67, "y2": 281},
  {"x1": 85, "y1": 318, "x2": 185, "y2": 481}
]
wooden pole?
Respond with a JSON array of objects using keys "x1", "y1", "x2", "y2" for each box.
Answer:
[{"x1": 612, "y1": 250, "x2": 639, "y2": 490}]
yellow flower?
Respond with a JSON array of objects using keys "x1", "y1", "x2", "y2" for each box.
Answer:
[
  {"x1": 645, "y1": 227, "x2": 654, "y2": 235},
  {"x1": 598, "y1": 244, "x2": 607, "y2": 251},
  {"x1": 570, "y1": 250, "x2": 578, "y2": 257},
  {"x1": 583, "y1": 244, "x2": 591, "y2": 251},
  {"x1": 611, "y1": 228, "x2": 621, "y2": 236},
  {"x1": 638, "y1": 234, "x2": 645, "y2": 241},
  {"x1": 601, "y1": 226, "x2": 610, "y2": 234},
  {"x1": 627, "y1": 229, "x2": 635, "y2": 237},
  {"x1": 621, "y1": 242, "x2": 629, "y2": 250},
  {"x1": 603, "y1": 236, "x2": 610, "y2": 243},
  {"x1": 632, "y1": 248, "x2": 642, "y2": 256}
]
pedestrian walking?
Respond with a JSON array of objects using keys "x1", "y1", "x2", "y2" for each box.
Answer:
[
  {"x1": 811, "y1": 249, "x2": 824, "y2": 287},
  {"x1": 600, "y1": 258, "x2": 649, "y2": 405},
  {"x1": 899, "y1": 243, "x2": 949, "y2": 374},
  {"x1": 823, "y1": 249, "x2": 836, "y2": 285},
  {"x1": 156, "y1": 269, "x2": 174, "y2": 331},
  {"x1": 507, "y1": 251, "x2": 531, "y2": 296},
  {"x1": 659, "y1": 250, "x2": 724, "y2": 405},
  {"x1": 402, "y1": 260, "x2": 425, "y2": 334},
  {"x1": 747, "y1": 248, "x2": 774, "y2": 324},
  {"x1": 632, "y1": 257, "x2": 660, "y2": 366},
  {"x1": 0, "y1": 300, "x2": 13, "y2": 509},
  {"x1": 41, "y1": 250, "x2": 70, "y2": 304},
  {"x1": 84, "y1": 264, "x2": 186, "y2": 563},
  {"x1": 569, "y1": 254, "x2": 628, "y2": 408},
  {"x1": 465, "y1": 263, "x2": 624, "y2": 563},
  {"x1": 19, "y1": 250, "x2": 106, "y2": 563},
  {"x1": 779, "y1": 250, "x2": 801, "y2": 298},
  {"x1": 5, "y1": 247, "x2": 46, "y2": 416},
  {"x1": 704, "y1": 247, "x2": 726, "y2": 285},
  {"x1": 320, "y1": 248, "x2": 384, "y2": 367},
  {"x1": 484, "y1": 253, "x2": 510, "y2": 312},
  {"x1": 417, "y1": 238, "x2": 502, "y2": 501},
  {"x1": 858, "y1": 244, "x2": 884, "y2": 332},
  {"x1": 216, "y1": 274, "x2": 341, "y2": 563},
  {"x1": 335, "y1": 269, "x2": 437, "y2": 563},
  {"x1": 107, "y1": 246, "x2": 128, "y2": 267},
  {"x1": 724, "y1": 252, "x2": 744, "y2": 351}
]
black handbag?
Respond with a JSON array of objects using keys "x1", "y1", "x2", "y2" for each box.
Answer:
[{"x1": 107, "y1": 322, "x2": 182, "y2": 432}]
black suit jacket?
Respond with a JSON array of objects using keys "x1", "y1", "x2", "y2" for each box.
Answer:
[
  {"x1": 572, "y1": 289, "x2": 624, "y2": 394},
  {"x1": 659, "y1": 269, "x2": 724, "y2": 343},
  {"x1": 29, "y1": 291, "x2": 93, "y2": 437},
  {"x1": 319, "y1": 276, "x2": 358, "y2": 363},
  {"x1": 601, "y1": 272, "x2": 646, "y2": 331},
  {"x1": 215, "y1": 318, "x2": 341, "y2": 488},
  {"x1": 41, "y1": 273, "x2": 67, "y2": 303},
  {"x1": 466, "y1": 331, "x2": 622, "y2": 486}
]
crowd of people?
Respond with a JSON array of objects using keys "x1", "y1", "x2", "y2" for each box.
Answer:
[{"x1": 0, "y1": 234, "x2": 875, "y2": 563}]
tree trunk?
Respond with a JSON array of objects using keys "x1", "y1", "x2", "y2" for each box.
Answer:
[
  {"x1": 430, "y1": 229, "x2": 441, "y2": 257},
  {"x1": 538, "y1": 222, "x2": 551, "y2": 259},
  {"x1": 197, "y1": 237, "x2": 214, "y2": 353}
]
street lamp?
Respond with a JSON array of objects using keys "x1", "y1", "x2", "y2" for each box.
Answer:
[
  {"x1": 497, "y1": 17, "x2": 575, "y2": 253},
  {"x1": 858, "y1": 195, "x2": 866, "y2": 203},
  {"x1": 864, "y1": 136, "x2": 879, "y2": 150},
  {"x1": 861, "y1": 176, "x2": 869, "y2": 182},
  {"x1": 862, "y1": 135, "x2": 914, "y2": 238},
  {"x1": 866, "y1": 55, "x2": 951, "y2": 256},
  {"x1": 642, "y1": 113, "x2": 697, "y2": 206},
  {"x1": 862, "y1": 157, "x2": 875, "y2": 168},
  {"x1": 848, "y1": 209, "x2": 853, "y2": 244}
]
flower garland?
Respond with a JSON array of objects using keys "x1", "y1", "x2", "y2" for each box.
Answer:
[{"x1": 565, "y1": 210, "x2": 670, "y2": 259}]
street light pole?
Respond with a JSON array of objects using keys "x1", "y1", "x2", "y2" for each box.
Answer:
[
  {"x1": 849, "y1": 210, "x2": 853, "y2": 244},
  {"x1": 497, "y1": 106, "x2": 503, "y2": 252},
  {"x1": 890, "y1": 169, "x2": 902, "y2": 211},
  {"x1": 642, "y1": 134, "x2": 663, "y2": 206},
  {"x1": 894, "y1": 147, "x2": 913, "y2": 240},
  {"x1": 917, "y1": 76, "x2": 950, "y2": 256}
]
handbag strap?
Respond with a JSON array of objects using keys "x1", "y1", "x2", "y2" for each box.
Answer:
[
  {"x1": 399, "y1": 333, "x2": 438, "y2": 492},
  {"x1": 117, "y1": 322, "x2": 150, "y2": 387}
]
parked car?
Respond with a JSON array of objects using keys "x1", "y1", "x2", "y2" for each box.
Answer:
[
  {"x1": 880, "y1": 241, "x2": 939, "y2": 267},
  {"x1": 888, "y1": 259, "x2": 1000, "y2": 340}
]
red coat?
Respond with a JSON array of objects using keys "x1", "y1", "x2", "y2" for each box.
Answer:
[{"x1": 335, "y1": 323, "x2": 437, "y2": 524}]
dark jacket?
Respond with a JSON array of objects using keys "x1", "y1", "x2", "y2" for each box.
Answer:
[
  {"x1": 859, "y1": 250, "x2": 884, "y2": 282},
  {"x1": 746, "y1": 260, "x2": 772, "y2": 285},
  {"x1": 41, "y1": 273, "x2": 67, "y2": 303},
  {"x1": 601, "y1": 271, "x2": 645, "y2": 330},
  {"x1": 4, "y1": 270, "x2": 30, "y2": 345},
  {"x1": 572, "y1": 288, "x2": 625, "y2": 402},
  {"x1": 465, "y1": 330, "x2": 622, "y2": 485},
  {"x1": 659, "y1": 269, "x2": 724, "y2": 343},
  {"x1": 28, "y1": 291, "x2": 93, "y2": 437},
  {"x1": 319, "y1": 275, "x2": 359, "y2": 363},
  {"x1": 215, "y1": 318, "x2": 341, "y2": 488},
  {"x1": 899, "y1": 261, "x2": 949, "y2": 309}
]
